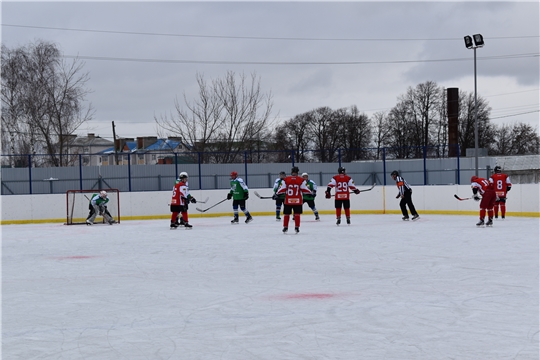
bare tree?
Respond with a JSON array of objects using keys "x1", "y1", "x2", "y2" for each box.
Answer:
[
  {"x1": 306, "y1": 106, "x2": 342, "y2": 162},
  {"x1": 457, "y1": 91, "x2": 493, "y2": 156},
  {"x1": 1, "y1": 40, "x2": 93, "y2": 167},
  {"x1": 339, "y1": 105, "x2": 372, "y2": 161},
  {"x1": 155, "y1": 71, "x2": 275, "y2": 163},
  {"x1": 371, "y1": 111, "x2": 391, "y2": 159}
]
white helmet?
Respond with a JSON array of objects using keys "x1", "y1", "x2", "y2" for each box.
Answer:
[
  {"x1": 99, "y1": 190, "x2": 107, "y2": 198},
  {"x1": 179, "y1": 171, "x2": 188, "y2": 179},
  {"x1": 301, "y1": 173, "x2": 309, "y2": 177}
]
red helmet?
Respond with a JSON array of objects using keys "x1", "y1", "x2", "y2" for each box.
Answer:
[
  {"x1": 471, "y1": 175, "x2": 478, "y2": 183},
  {"x1": 230, "y1": 171, "x2": 238, "y2": 179}
]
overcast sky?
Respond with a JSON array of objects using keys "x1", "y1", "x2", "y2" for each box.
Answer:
[{"x1": 2, "y1": 1, "x2": 539, "y2": 141}]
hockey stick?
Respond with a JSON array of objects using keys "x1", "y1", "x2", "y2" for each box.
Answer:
[
  {"x1": 254, "y1": 191, "x2": 274, "y2": 199},
  {"x1": 454, "y1": 194, "x2": 472, "y2": 201},
  {"x1": 330, "y1": 183, "x2": 376, "y2": 197},
  {"x1": 196, "y1": 198, "x2": 229, "y2": 212},
  {"x1": 196, "y1": 197, "x2": 209, "y2": 204}
]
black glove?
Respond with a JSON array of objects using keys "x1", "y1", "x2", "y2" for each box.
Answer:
[
  {"x1": 312, "y1": 191, "x2": 317, "y2": 198},
  {"x1": 325, "y1": 191, "x2": 331, "y2": 199},
  {"x1": 498, "y1": 196, "x2": 506, "y2": 201},
  {"x1": 244, "y1": 193, "x2": 249, "y2": 200},
  {"x1": 473, "y1": 194, "x2": 481, "y2": 201},
  {"x1": 190, "y1": 197, "x2": 197, "y2": 203},
  {"x1": 227, "y1": 193, "x2": 232, "y2": 200},
  {"x1": 353, "y1": 189, "x2": 360, "y2": 194},
  {"x1": 396, "y1": 194, "x2": 401, "y2": 199},
  {"x1": 272, "y1": 193, "x2": 278, "y2": 200}
]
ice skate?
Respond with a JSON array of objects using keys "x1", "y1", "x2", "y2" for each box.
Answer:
[
  {"x1": 245, "y1": 215, "x2": 253, "y2": 224},
  {"x1": 170, "y1": 223, "x2": 178, "y2": 230},
  {"x1": 315, "y1": 214, "x2": 320, "y2": 221},
  {"x1": 476, "y1": 219, "x2": 485, "y2": 227},
  {"x1": 346, "y1": 217, "x2": 351, "y2": 225},
  {"x1": 486, "y1": 219, "x2": 493, "y2": 227},
  {"x1": 184, "y1": 222, "x2": 193, "y2": 229},
  {"x1": 231, "y1": 217, "x2": 239, "y2": 224},
  {"x1": 276, "y1": 216, "x2": 281, "y2": 221},
  {"x1": 86, "y1": 220, "x2": 93, "y2": 225},
  {"x1": 412, "y1": 214, "x2": 420, "y2": 221},
  {"x1": 402, "y1": 216, "x2": 409, "y2": 221},
  {"x1": 295, "y1": 227, "x2": 299, "y2": 234},
  {"x1": 336, "y1": 218, "x2": 341, "y2": 225},
  {"x1": 282, "y1": 227, "x2": 288, "y2": 233}
]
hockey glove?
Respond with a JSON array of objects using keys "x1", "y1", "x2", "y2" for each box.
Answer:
[
  {"x1": 272, "y1": 193, "x2": 278, "y2": 200},
  {"x1": 227, "y1": 193, "x2": 232, "y2": 200},
  {"x1": 190, "y1": 197, "x2": 197, "y2": 204},
  {"x1": 353, "y1": 189, "x2": 360, "y2": 194},
  {"x1": 312, "y1": 190, "x2": 317, "y2": 197},
  {"x1": 473, "y1": 194, "x2": 481, "y2": 201},
  {"x1": 244, "y1": 193, "x2": 249, "y2": 200},
  {"x1": 396, "y1": 194, "x2": 401, "y2": 199},
  {"x1": 325, "y1": 191, "x2": 331, "y2": 199}
]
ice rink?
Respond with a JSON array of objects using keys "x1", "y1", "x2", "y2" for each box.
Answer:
[{"x1": 2, "y1": 214, "x2": 539, "y2": 359}]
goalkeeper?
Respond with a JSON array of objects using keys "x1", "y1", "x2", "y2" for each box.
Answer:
[{"x1": 86, "y1": 191, "x2": 115, "y2": 225}]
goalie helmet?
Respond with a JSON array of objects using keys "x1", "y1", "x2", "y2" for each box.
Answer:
[
  {"x1": 99, "y1": 190, "x2": 107, "y2": 198},
  {"x1": 179, "y1": 171, "x2": 188, "y2": 179},
  {"x1": 338, "y1": 167, "x2": 346, "y2": 174},
  {"x1": 494, "y1": 166, "x2": 502, "y2": 173}
]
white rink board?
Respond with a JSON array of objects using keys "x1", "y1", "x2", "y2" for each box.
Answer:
[
  {"x1": 1, "y1": 184, "x2": 539, "y2": 222},
  {"x1": 2, "y1": 214, "x2": 539, "y2": 359}
]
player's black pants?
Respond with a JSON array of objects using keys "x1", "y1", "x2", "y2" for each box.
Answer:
[{"x1": 400, "y1": 189, "x2": 418, "y2": 217}]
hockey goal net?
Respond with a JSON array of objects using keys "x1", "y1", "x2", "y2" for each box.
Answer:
[{"x1": 66, "y1": 189, "x2": 120, "y2": 225}]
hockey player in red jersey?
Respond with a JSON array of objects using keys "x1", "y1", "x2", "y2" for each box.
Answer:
[
  {"x1": 471, "y1": 175, "x2": 496, "y2": 227},
  {"x1": 170, "y1": 172, "x2": 196, "y2": 229},
  {"x1": 491, "y1": 166, "x2": 512, "y2": 219},
  {"x1": 325, "y1": 167, "x2": 360, "y2": 225},
  {"x1": 276, "y1": 166, "x2": 312, "y2": 234}
]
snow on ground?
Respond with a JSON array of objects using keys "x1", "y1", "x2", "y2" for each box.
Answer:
[{"x1": 2, "y1": 214, "x2": 539, "y2": 359}]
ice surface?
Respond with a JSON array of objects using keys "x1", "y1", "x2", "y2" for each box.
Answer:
[{"x1": 2, "y1": 214, "x2": 539, "y2": 359}]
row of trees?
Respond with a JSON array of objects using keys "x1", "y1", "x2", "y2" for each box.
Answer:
[
  {"x1": 1, "y1": 40, "x2": 538, "y2": 167},
  {"x1": 1, "y1": 40, "x2": 94, "y2": 167},
  {"x1": 157, "y1": 74, "x2": 539, "y2": 163}
]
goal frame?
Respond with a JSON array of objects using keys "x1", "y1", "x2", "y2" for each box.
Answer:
[{"x1": 65, "y1": 189, "x2": 121, "y2": 225}]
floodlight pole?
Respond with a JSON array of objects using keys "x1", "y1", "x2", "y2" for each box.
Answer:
[
  {"x1": 473, "y1": 46, "x2": 479, "y2": 176},
  {"x1": 464, "y1": 34, "x2": 483, "y2": 176}
]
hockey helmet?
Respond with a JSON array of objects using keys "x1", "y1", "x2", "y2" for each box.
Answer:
[
  {"x1": 494, "y1": 166, "x2": 502, "y2": 173},
  {"x1": 338, "y1": 166, "x2": 346, "y2": 174},
  {"x1": 471, "y1": 175, "x2": 478, "y2": 183},
  {"x1": 390, "y1": 170, "x2": 399, "y2": 177},
  {"x1": 230, "y1": 171, "x2": 238, "y2": 179},
  {"x1": 301, "y1": 172, "x2": 309, "y2": 178},
  {"x1": 179, "y1": 171, "x2": 188, "y2": 179},
  {"x1": 291, "y1": 166, "x2": 300, "y2": 174},
  {"x1": 99, "y1": 190, "x2": 107, "y2": 198}
]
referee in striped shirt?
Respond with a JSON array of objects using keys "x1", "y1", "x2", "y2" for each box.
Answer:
[{"x1": 391, "y1": 170, "x2": 420, "y2": 221}]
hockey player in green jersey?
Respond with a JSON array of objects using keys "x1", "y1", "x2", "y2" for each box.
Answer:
[
  {"x1": 227, "y1": 171, "x2": 253, "y2": 224},
  {"x1": 301, "y1": 172, "x2": 320, "y2": 221},
  {"x1": 86, "y1": 191, "x2": 115, "y2": 225},
  {"x1": 272, "y1": 171, "x2": 287, "y2": 220}
]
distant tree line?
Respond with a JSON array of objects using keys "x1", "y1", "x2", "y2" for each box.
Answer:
[{"x1": 1, "y1": 40, "x2": 537, "y2": 167}]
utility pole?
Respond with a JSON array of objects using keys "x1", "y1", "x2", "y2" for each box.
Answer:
[{"x1": 112, "y1": 121, "x2": 118, "y2": 165}]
